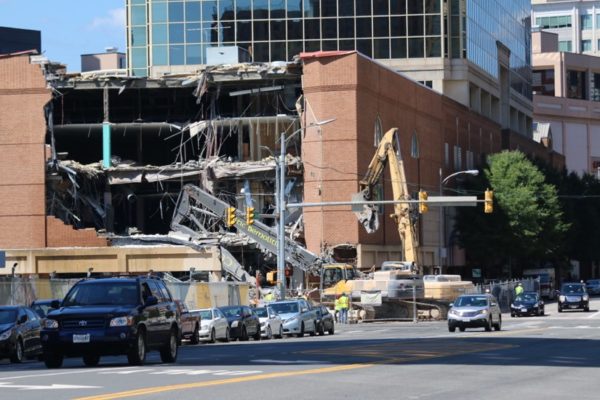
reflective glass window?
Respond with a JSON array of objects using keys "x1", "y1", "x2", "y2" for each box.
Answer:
[
  {"x1": 152, "y1": 2, "x2": 168, "y2": 23},
  {"x1": 168, "y1": 2, "x2": 184, "y2": 22},
  {"x1": 132, "y1": 68, "x2": 147, "y2": 77},
  {"x1": 391, "y1": 0, "x2": 406, "y2": 14},
  {"x1": 170, "y1": 44, "x2": 185, "y2": 65},
  {"x1": 425, "y1": 15, "x2": 440, "y2": 35},
  {"x1": 221, "y1": 21, "x2": 235, "y2": 42},
  {"x1": 131, "y1": 27, "x2": 147, "y2": 46},
  {"x1": 357, "y1": 39, "x2": 372, "y2": 57},
  {"x1": 305, "y1": 19, "x2": 320, "y2": 39},
  {"x1": 254, "y1": 42, "x2": 269, "y2": 61},
  {"x1": 220, "y1": 0, "x2": 235, "y2": 20},
  {"x1": 391, "y1": 16, "x2": 406, "y2": 36},
  {"x1": 237, "y1": 21, "x2": 252, "y2": 42},
  {"x1": 559, "y1": 40, "x2": 572, "y2": 52},
  {"x1": 425, "y1": 0, "x2": 440, "y2": 13},
  {"x1": 408, "y1": 16, "x2": 423, "y2": 36},
  {"x1": 271, "y1": 41, "x2": 286, "y2": 61},
  {"x1": 185, "y1": 1, "x2": 201, "y2": 21},
  {"x1": 270, "y1": 0, "x2": 286, "y2": 19},
  {"x1": 131, "y1": 47, "x2": 147, "y2": 68},
  {"x1": 339, "y1": 18, "x2": 355, "y2": 38},
  {"x1": 322, "y1": 18, "x2": 337, "y2": 39},
  {"x1": 131, "y1": 5, "x2": 147, "y2": 25},
  {"x1": 373, "y1": 0, "x2": 388, "y2": 15},
  {"x1": 288, "y1": 19, "x2": 303, "y2": 40},
  {"x1": 408, "y1": 37, "x2": 424, "y2": 57},
  {"x1": 356, "y1": 17, "x2": 372, "y2": 38},
  {"x1": 374, "y1": 38, "x2": 389, "y2": 58},
  {"x1": 339, "y1": 1, "x2": 354, "y2": 17},
  {"x1": 304, "y1": 0, "x2": 319, "y2": 18},
  {"x1": 374, "y1": 17, "x2": 389, "y2": 37},
  {"x1": 202, "y1": 1, "x2": 218, "y2": 21},
  {"x1": 253, "y1": 20, "x2": 269, "y2": 41},
  {"x1": 356, "y1": 0, "x2": 371, "y2": 16},
  {"x1": 582, "y1": 14, "x2": 593, "y2": 30},
  {"x1": 321, "y1": 0, "x2": 337, "y2": 17},
  {"x1": 169, "y1": 23, "x2": 185, "y2": 43},
  {"x1": 340, "y1": 39, "x2": 355, "y2": 50},
  {"x1": 152, "y1": 45, "x2": 168, "y2": 65},
  {"x1": 288, "y1": 41, "x2": 304, "y2": 58},
  {"x1": 131, "y1": 0, "x2": 145, "y2": 4},
  {"x1": 323, "y1": 40, "x2": 337, "y2": 50},
  {"x1": 287, "y1": 0, "x2": 302, "y2": 18},
  {"x1": 271, "y1": 20, "x2": 286, "y2": 40},
  {"x1": 186, "y1": 23, "x2": 202, "y2": 43},
  {"x1": 254, "y1": 0, "x2": 268, "y2": 19},
  {"x1": 236, "y1": 0, "x2": 252, "y2": 19},
  {"x1": 305, "y1": 40, "x2": 320, "y2": 52},
  {"x1": 391, "y1": 38, "x2": 406, "y2": 58},
  {"x1": 582, "y1": 40, "x2": 592, "y2": 52},
  {"x1": 426, "y1": 37, "x2": 441, "y2": 57},
  {"x1": 408, "y1": 0, "x2": 423, "y2": 14},
  {"x1": 152, "y1": 23, "x2": 168, "y2": 44}
]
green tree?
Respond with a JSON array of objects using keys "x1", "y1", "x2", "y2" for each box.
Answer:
[{"x1": 455, "y1": 151, "x2": 569, "y2": 276}]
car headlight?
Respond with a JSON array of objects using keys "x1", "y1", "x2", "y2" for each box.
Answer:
[
  {"x1": 583, "y1": 294, "x2": 589, "y2": 301},
  {"x1": 44, "y1": 319, "x2": 59, "y2": 329},
  {"x1": 510, "y1": 304, "x2": 515, "y2": 308},
  {"x1": 231, "y1": 320, "x2": 239, "y2": 328},
  {"x1": 559, "y1": 295, "x2": 566, "y2": 302},
  {"x1": 448, "y1": 309, "x2": 458, "y2": 316},
  {"x1": 479, "y1": 309, "x2": 488, "y2": 315},
  {"x1": 0, "y1": 330, "x2": 12, "y2": 341},
  {"x1": 109, "y1": 316, "x2": 133, "y2": 327}
]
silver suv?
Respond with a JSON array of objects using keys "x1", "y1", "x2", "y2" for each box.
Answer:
[{"x1": 448, "y1": 294, "x2": 502, "y2": 332}]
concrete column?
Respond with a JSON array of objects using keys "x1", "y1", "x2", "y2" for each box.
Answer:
[{"x1": 102, "y1": 86, "x2": 111, "y2": 168}]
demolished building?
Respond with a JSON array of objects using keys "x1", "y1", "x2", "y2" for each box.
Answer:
[{"x1": 0, "y1": 50, "x2": 562, "y2": 284}]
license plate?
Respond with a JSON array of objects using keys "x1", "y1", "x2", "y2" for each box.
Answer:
[
  {"x1": 569, "y1": 305, "x2": 578, "y2": 309},
  {"x1": 463, "y1": 318, "x2": 471, "y2": 322},
  {"x1": 521, "y1": 308, "x2": 528, "y2": 313},
  {"x1": 73, "y1": 334, "x2": 90, "y2": 343}
]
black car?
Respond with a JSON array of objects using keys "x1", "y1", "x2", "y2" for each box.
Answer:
[
  {"x1": 218, "y1": 306, "x2": 260, "y2": 341},
  {"x1": 315, "y1": 305, "x2": 335, "y2": 335},
  {"x1": 557, "y1": 282, "x2": 589, "y2": 312},
  {"x1": 41, "y1": 276, "x2": 180, "y2": 368},
  {"x1": 31, "y1": 299, "x2": 59, "y2": 319},
  {"x1": 510, "y1": 291, "x2": 545, "y2": 317},
  {"x1": 0, "y1": 306, "x2": 43, "y2": 363}
]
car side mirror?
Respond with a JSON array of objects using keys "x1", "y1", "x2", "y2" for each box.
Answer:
[
  {"x1": 491, "y1": 302, "x2": 498, "y2": 307},
  {"x1": 144, "y1": 296, "x2": 158, "y2": 306},
  {"x1": 50, "y1": 300, "x2": 60, "y2": 309},
  {"x1": 301, "y1": 308, "x2": 308, "y2": 313},
  {"x1": 18, "y1": 315, "x2": 27, "y2": 324},
  {"x1": 449, "y1": 303, "x2": 454, "y2": 307}
]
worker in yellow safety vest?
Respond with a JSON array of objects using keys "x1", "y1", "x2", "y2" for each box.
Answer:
[
  {"x1": 334, "y1": 296, "x2": 341, "y2": 323},
  {"x1": 263, "y1": 291, "x2": 275, "y2": 302},
  {"x1": 514, "y1": 282, "x2": 524, "y2": 297},
  {"x1": 338, "y1": 292, "x2": 349, "y2": 324}
]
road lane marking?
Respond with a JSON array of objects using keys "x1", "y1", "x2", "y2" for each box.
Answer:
[
  {"x1": 0, "y1": 382, "x2": 101, "y2": 390},
  {"x1": 250, "y1": 359, "x2": 329, "y2": 364},
  {"x1": 0, "y1": 367, "x2": 131, "y2": 381},
  {"x1": 586, "y1": 311, "x2": 600, "y2": 319},
  {"x1": 99, "y1": 370, "x2": 152, "y2": 375},
  {"x1": 74, "y1": 364, "x2": 372, "y2": 400}
]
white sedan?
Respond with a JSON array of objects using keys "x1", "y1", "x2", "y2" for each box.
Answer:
[
  {"x1": 255, "y1": 306, "x2": 283, "y2": 339},
  {"x1": 194, "y1": 308, "x2": 230, "y2": 343}
]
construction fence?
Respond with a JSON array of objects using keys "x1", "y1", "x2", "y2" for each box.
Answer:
[
  {"x1": 0, "y1": 277, "x2": 251, "y2": 309},
  {"x1": 475, "y1": 278, "x2": 539, "y2": 312}
]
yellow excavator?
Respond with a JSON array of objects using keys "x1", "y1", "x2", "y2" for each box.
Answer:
[{"x1": 320, "y1": 128, "x2": 471, "y2": 320}]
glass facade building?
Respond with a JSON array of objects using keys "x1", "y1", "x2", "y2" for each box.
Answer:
[{"x1": 127, "y1": 0, "x2": 531, "y2": 99}]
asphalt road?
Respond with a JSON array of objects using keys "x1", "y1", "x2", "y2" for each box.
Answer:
[{"x1": 2, "y1": 298, "x2": 600, "y2": 400}]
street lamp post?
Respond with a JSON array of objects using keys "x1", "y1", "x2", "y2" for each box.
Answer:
[
  {"x1": 277, "y1": 118, "x2": 335, "y2": 300},
  {"x1": 438, "y1": 169, "x2": 479, "y2": 270}
]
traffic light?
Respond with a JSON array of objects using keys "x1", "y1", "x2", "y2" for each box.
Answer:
[
  {"x1": 418, "y1": 190, "x2": 428, "y2": 214},
  {"x1": 246, "y1": 207, "x2": 255, "y2": 225},
  {"x1": 484, "y1": 189, "x2": 494, "y2": 214},
  {"x1": 226, "y1": 207, "x2": 237, "y2": 227}
]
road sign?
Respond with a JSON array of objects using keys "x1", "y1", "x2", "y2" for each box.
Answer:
[{"x1": 0, "y1": 251, "x2": 5, "y2": 268}]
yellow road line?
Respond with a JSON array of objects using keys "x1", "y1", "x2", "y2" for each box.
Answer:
[{"x1": 73, "y1": 363, "x2": 373, "y2": 400}]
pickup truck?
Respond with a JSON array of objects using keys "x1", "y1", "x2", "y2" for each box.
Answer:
[
  {"x1": 268, "y1": 299, "x2": 318, "y2": 337},
  {"x1": 175, "y1": 300, "x2": 201, "y2": 344}
]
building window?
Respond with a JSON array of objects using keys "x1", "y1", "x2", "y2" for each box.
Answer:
[
  {"x1": 466, "y1": 150, "x2": 474, "y2": 170},
  {"x1": 444, "y1": 143, "x2": 449, "y2": 168},
  {"x1": 582, "y1": 40, "x2": 592, "y2": 52},
  {"x1": 582, "y1": 14, "x2": 593, "y2": 30},
  {"x1": 532, "y1": 69, "x2": 555, "y2": 96},
  {"x1": 374, "y1": 116, "x2": 383, "y2": 147},
  {"x1": 558, "y1": 40, "x2": 572, "y2": 52},
  {"x1": 453, "y1": 145, "x2": 462, "y2": 171},
  {"x1": 567, "y1": 70, "x2": 587, "y2": 100},
  {"x1": 592, "y1": 73, "x2": 600, "y2": 102},
  {"x1": 536, "y1": 15, "x2": 572, "y2": 29}
]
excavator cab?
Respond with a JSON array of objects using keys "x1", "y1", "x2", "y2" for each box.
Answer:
[{"x1": 321, "y1": 264, "x2": 357, "y2": 289}]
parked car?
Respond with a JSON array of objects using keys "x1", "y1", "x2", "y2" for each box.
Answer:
[
  {"x1": 269, "y1": 299, "x2": 318, "y2": 337},
  {"x1": 218, "y1": 306, "x2": 261, "y2": 341},
  {"x1": 586, "y1": 279, "x2": 600, "y2": 295},
  {"x1": 41, "y1": 276, "x2": 180, "y2": 368},
  {"x1": 0, "y1": 306, "x2": 43, "y2": 363},
  {"x1": 314, "y1": 305, "x2": 335, "y2": 335},
  {"x1": 196, "y1": 308, "x2": 230, "y2": 343},
  {"x1": 31, "y1": 299, "x2": 59, "y2": 320},
  {"x1": 175, "y1": 300, "x2": 200, "y2": 344},
  {"x1": 255, "y1": 306, "x2": 283, "y2": 339},
  {"x1": 557, "y1": 282, "x2": 589, "y2": 312},
  {"x1": 510, "y1": 291, "x2": 544, "y2": 317},
  {"x1": 447, "y1": 294, "x2": 502, "y2": 332}
]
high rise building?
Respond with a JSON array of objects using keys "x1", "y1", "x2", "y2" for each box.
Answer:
[
  {"x1": 532, "y1": 0, "x2": 600, "y2": 55},
  {"x1": 126, "y1": 0, "x2": 532, "y2": 136}
]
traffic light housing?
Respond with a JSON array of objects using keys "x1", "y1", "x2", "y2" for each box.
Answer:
[
  {"x1": 484, "y1": 189, "x2": 493, "y2": 214},
  {"x1": 226, "y1": 207, "x2": 237, "y2": 227},
  {"x1": 246, "y1": 207, "x2": 255, "y2": 225},
  {"x1": 418, "y1": 190, "x2": 428, "y2": 214}
]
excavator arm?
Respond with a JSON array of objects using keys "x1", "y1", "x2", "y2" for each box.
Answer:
[{"x1": 355, "y1": 128, "x2": 420, "y2": 265}]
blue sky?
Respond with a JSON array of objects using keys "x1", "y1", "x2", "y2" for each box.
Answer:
[{"x1": 0, "y1": 0, "x2": 126, "y2": 71}]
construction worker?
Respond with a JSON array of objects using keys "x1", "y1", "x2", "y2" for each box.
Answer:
[
  {"x1": 263, "y1": 291, "x2": 275, "y2": 302},
  {"x1": 515, "y1": 282, "x2": 524, "y2": 297},
  {"x1": 339, "y1": 292, "x2": 349, "y2": 324},
  {"x1": 334, "y1": 295, "x2": 341, "y2": 323}
]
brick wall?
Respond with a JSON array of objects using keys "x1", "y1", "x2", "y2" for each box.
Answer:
[
  {"x1": 46, "y1": 216, "x2": 108, "y2": 248},
  {"x1": 301, "y1": 52, "x2": 503, "y2": 255}
]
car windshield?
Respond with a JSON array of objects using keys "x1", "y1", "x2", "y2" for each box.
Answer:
[
  {"x1": 220, "y1": 307, "x2": 243, "y2": 317},
  {"x1": 516, "y1": 293, "x2": 538, "y2": 302},
  {"x1": 269, "y1": 302, "x2": 299, "y2": 314},
  {"x1": 63, "y1": 282, "x2": 139, "y2": 306},
  {"x1": 0, "y1": 309, "x2": 17, "y2": 324},
  {"x1": 32, "y1": 303, "x2": 52, "y2": 318},
  {"x1": 562, "y1": 284, "x2": 584, "y2": 294},
  {"x1": 198, "y1": 310, "x2": 212, "y2": 320},
  {"x1": 254, "y1": 308, "x2": 268, "y2": 318},
  {"x1": 454, "y1": 296, "x2": 488, "y2": 307}
]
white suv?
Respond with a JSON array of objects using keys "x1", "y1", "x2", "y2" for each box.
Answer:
[{"x1": 447, "y1": 294, "x2": 502, "y2": 332}]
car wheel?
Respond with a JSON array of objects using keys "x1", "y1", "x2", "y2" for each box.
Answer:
[
  {"x1": 209, "y1": 328, "x2": 216, "y2": 344},
  {"x1": 240, "y1": 326, "x2": 249, "y2": 341},
  {"x1": 223, "y1": 327, "x2": 230, "y2": 343},
  {"x1": 309, "y1": 321, "x2": 317, "y2": 337},
  {"x1": 83, "y1": 354, "x2": 100, "y2": 367},
  {"x1": 540, "y1": 310, "x2": 545, "y2": 316},
  {"x1": 160, "y1": 328, "x2": 178, "y2": 363},
  {"x1": 10, "y1": 339, "x2": 24, "y2": 363},
  {"x1": 127, "y1": 328, "x2": 147, "y2": 366},
  {"x1": 510, "y1": 312, "x2": 515, "y2": 318},
  {"x1": 190, "y1": 324, "x2": 200, "y2": 345},
  {"x1": 485, "y1": 318, "x2": 492, "y2": 332},
  {"x1": 296, "y1": 323, "x2": 304, "y2": 338},
  {"x1": 253, "y1": 326, "x2": 262, "y2": 341},
  {"x1": 277, "y1": 325, "x2": 284, "y2": 338},
  {"x1": 448, "y1": 325, "x2": 456, "y2": 332},
  {"x1": 459, "y1": 327, "x2": 466, "y2": 332},
  {"x1": 584, "y1": 306, "x2": 590, "y2": 312},
  {"x1": 318, "y1": 322, "x2": 325, "y2": 336},
  {"x1": 44, "y1": 352, "x2": 64, "y2": 369},
  {"x1": 328, "y1": 323, "x2": 335, "y2": 335},
  {"x1": 264, "y1": 325, "x2": 271, "y2": 340},
  {"x1": 494, "y1": 315, "x2": 502, "y2": 331},
  {"x1": 558, "y1": 306, "x2": 563, "y2": 313}
]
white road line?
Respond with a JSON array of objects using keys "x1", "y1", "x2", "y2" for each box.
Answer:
[
  {"x1": 99, "y1": 369, "x2": 152, "y2": 375},
  {"x1": 587, "y1": 311, "x2": 600, "y2": 319},
  {"x1": 0, "y1": 367, "x2": 126, "y2": 381},
  {"x1": 0, "y1": 382, "x2": 102, "y2": 390},
  {"x1": 213, "y1": 371, "x2": 263, "y2": 376},
  {"x1": 251, "y1": 359, "x2": 329, "y2": 364}
]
